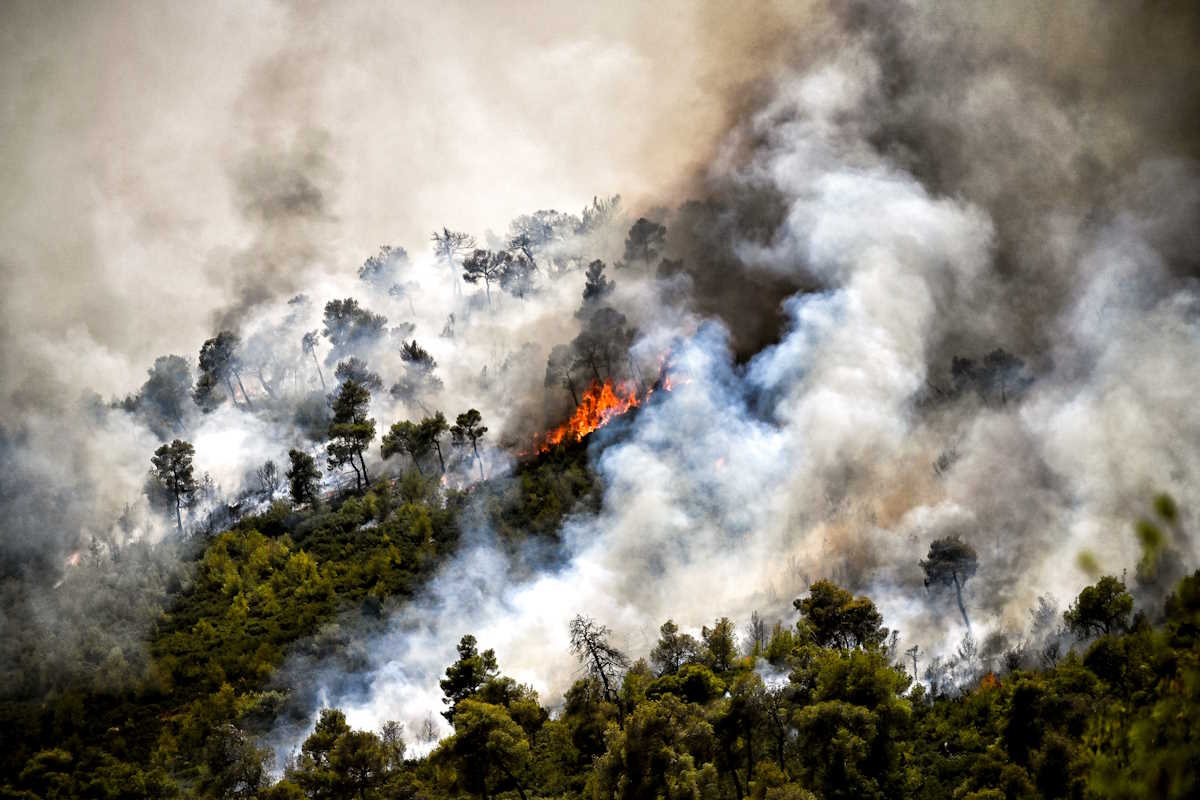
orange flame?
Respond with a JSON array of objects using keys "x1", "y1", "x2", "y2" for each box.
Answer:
[{"x1": 533, "y1": 379, "x2": 643, "y2": 453}]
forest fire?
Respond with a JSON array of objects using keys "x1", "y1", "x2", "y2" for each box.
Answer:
[{"x1": 531, "y1": 379, "x2": 644, "y2": 454}]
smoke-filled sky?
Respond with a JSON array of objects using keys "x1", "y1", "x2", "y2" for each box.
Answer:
[
  {"x1": 3, "y1": 0, "x2": 1200, "y2": 762},
  {"x1": 0, "y1": 0, "x2": 803, "y2": 397}
]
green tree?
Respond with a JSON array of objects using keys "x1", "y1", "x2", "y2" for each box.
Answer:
[
  {"x1": 921, "y1": 536, "x2": 979, "y2": 630},
  {"x1": 587, "y1": 693, "x2": 719, "y2": 800},
  {"x1": 791, "y1": 648, "x2": 912, "y2": 800},
  {"x1": 302, "y1": 330, "x2": 327, "y2": 390},
  {"x1": 128, "y1": 354, "x2": 193, "y2": 436},
  {"x1": 293, "y1": 708, "x2": 351, "y2": 799},
  {"x1": 421, "y1": 412, "x2": 450, "y2": 473},
  {"x1": 440, "y1": 635, "x2": 500, "y2": 723},
  {"x1": 461, "y1": 249, "x2": 516, "y2": 306},
  {"x1": 286, "y1": 448, "x2": 320, "y2": 506},
  {"x1": 1063, "y1": 575, "x2": 1134, "y2": 638},
  {"x1": 195, "y1": 330, "x2": 252, "y2": 410},
  {"x1": 432, "y1": 700, "x2": 532, "y2": 800},
  {"x1": 795, "y1": 580, "x2": 888, "y2": 650},
  {"x1": 431, "y1": 228, "x2": 476, "y2": 296},
  {"x1": 329, "y1": 730, "x2": 387, "y2": 800},
  {"x1": 545, "y1": 343, "x2": 581, "y2": 405},
  {"x1": 357, "y1": 244, "x2": 408, "y2": 292},
  {"x1": 322, "y1": 298, "x2": 388, "y2": 363},
  {"x1": 150, "y1": 439, "x2": 197, "y2": 533},
  {"x1": 622, "y1": 217, "x2": 667, "y2": 265},
  {"x1": 381, "y1": 420, "x2": 429, "y2": 475},
  {"x1": 650, "y1": 619, "x2": 701, "y2": 676},
  {"x1": 580, "y1": 259, "x2": 614, "y2": 306},
  {"x1": 198, "y1": 723, "x2": 271, "y2": 800},
  {"x1": 702, "y1": 617, "x2": 738, "y2": 672},
  {"x1": 451, "y1": 409, "x2": 488, "y2": 481},
  {"x1": 327, "y1": 379, "x2": 376, "y2": 492},
  {"x1": 334, "y1": 357, "x2": 382, "y2": 393}
]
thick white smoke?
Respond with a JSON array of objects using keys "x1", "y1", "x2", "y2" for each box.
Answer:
[
  {"x1": 3, "y1": 0, "x2": 1197, "y2": 767},
  {"x1": 273, "y1": 36, "x2": 1200, "y2": 758}
]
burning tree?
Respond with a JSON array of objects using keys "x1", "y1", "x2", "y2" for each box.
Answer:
[{"x1": 921, "y1": 536, "x2": 979, "y2": 630}]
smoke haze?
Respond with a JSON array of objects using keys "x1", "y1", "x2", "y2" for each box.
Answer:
[{"x1": 2, "y1": 0, "x2": 1198, "y2": 765}]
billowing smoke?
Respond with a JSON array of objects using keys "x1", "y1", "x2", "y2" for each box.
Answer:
[
  {"x1": 1, "y1": 0, "x2": 1197, "y2": 767},
  {"x1": 259, "y1": 0, "x2": 1200, "y2": 757},
  {"x1": 0, "y1": 0, "x2": 805, "y2": 694}
]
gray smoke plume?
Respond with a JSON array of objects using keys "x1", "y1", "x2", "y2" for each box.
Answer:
[
  {"x1": 0, "y1": 0, "x2": 1197, "y2": 764},
  {"x1": 265, "y1": 0, "x2": 1200, "y2": 755}
]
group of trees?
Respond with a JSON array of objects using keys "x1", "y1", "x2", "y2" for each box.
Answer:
[
  {"x1": 15, "y1": 412, "x2": 1200, "y2": 800},
  {"x1": 254, "y1": 564, "x2": 1199, "y2": 800},
  {"x1": 129, "y1": 205, "x2": 664, "y2": 538},
  {"x1": 145, "y1": 367, "x2": 491, "y2": 531},
  {"x1": 119, "y1": 198, "x2": 657, "y2": 454},
  {"x1": 382, "y1": 408, "x2": 487, "y2": 481}
]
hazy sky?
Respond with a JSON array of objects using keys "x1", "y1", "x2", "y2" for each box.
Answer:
[{"x1": 0, "y1": 0, "x2": 809, "y2": 406}]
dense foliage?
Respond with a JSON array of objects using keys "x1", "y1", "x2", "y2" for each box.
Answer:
[
  {"x1": 0, "y1": 440, "x2": 599, "y2": 799},
  {"x1": 1, "y1": 418, "x2": 1195, "y2": 800}
]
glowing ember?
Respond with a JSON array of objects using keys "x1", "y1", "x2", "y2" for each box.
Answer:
[
  {"x1": 66, "y1": 550, "x2": 81, "y2": 567},
  {"x1": 533, "y1": 379, "x2": 643, "y2": 453}
]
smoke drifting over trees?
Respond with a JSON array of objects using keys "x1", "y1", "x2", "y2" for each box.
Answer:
[{"x1": 1, "y1": 0, "x2": 1199, "y2": 795}]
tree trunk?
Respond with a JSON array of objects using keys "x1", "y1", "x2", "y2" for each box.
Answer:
[
  {"x1": 174, "y1": 495, "x2": 183, "y2": 534},
  {"x1": 234, "y1": 370, "x2": 253, "y2": 411},
  {"x1": 409, "y1": 449, "x2": 424, "y2": 475},
  {"x1": 472, "y1": 440, "x2": 484, "y2": 481},
  {"x1": 224, "y1": 377, "x2": 242, "y2": 408},
  {"x1": 358, "y1": 450, "x2": 370, "y2": 487},
  {"x1": 953, "y1": 572, "x2": 971, "y2": 630},
  {"x1": 433, "y1": 440, "x2": 446, "y2": 473},
  {"x1": 725, "y1": 742, "x2": 744, "y2": 800},
  {"x1": 257, "y1": 369, "x2": 276, "y2": 399},
  {"x1": 310, "y1": 352, "x2": 326, "y2": 391},
  {"x1": 628, "y1": 354, "x2": 646, "y2": 395},
  {"x1": 498, "y1": 764, "x2": 528, "y2": 800},
  {"x1": 565, "y1": 376, "x2": 579, "y2": 406},
  {"x1": 745, "y1": 720, "x2": 754, "y2": 787}
]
